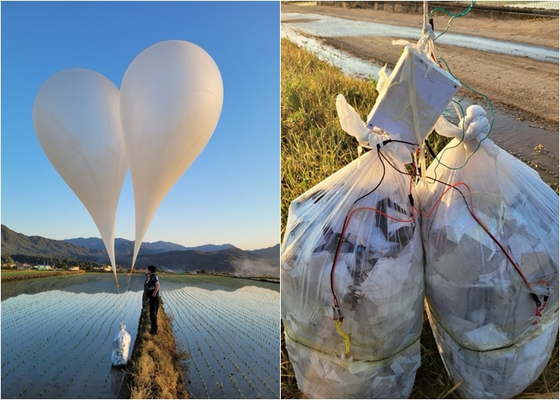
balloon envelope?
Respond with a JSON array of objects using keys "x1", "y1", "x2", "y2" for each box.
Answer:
[
  {"x1": 120, "y1": 40, "x2": 223, "y2": 268},
  {"x1": 33, "y1": 68, "x2": 127, "y2": 280}
]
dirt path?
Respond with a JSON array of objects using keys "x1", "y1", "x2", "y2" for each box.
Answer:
[
  {"x1": 282, "y1": 3, "x2": 558, "y2": 127},
  {"x1": 282, "y1": 2, "x2": 559, "y2": 189}
]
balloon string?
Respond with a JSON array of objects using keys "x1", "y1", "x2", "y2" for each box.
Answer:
[{"x1": 116, "y1": 283, "x2": 125, "y2": 325}]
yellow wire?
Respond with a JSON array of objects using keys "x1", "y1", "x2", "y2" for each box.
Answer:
[{"x1": 335, "y1": 320, "x2": 351, "y2": 356}]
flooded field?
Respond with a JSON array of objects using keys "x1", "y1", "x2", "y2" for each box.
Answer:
[
  {"x1": 1, "y1": 273, "x2": 280, "y2": 399},
  {"x1": 1, "y1": 274, "x2": 144, "y2": 398},
  {"x1": 161, "y1": 275, "x2": 280, "y2": 399},
  {"x1": 281, "y1": 12, "x2": 558, "y2": 63}
]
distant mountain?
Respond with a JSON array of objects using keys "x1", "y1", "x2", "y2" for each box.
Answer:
[
  {"x1": 64, "y1": 237, "x2": 191, "y2": 255},
  {"x1": 184, "y1": 244, "x2": 235, "y2": 252},
  {"x1": 249, "y1": 244, "x2": 280, "y2": 260},
  {"x1": 129, "y1": 246, "x2": 278, "y2": 275},
  {"x1": 1, "y1": 225, "x2": 105, "y2": 261},
  {"x1": 2, "y1": 225, "x2": 279, "y2": 276}
]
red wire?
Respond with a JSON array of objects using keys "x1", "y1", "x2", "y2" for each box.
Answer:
[
  {"x1": 329, "y1": 142, "x2": 549, "y2": 323},
  {"x1": 330, "y1": 205, "x2": 414, "y2": 311},
  {"x1": 379, "y1": 149, "x2": 535, "y2": 291},
  {"x1": 330, "y1": 147, "x2": 537, "y2": 313}
]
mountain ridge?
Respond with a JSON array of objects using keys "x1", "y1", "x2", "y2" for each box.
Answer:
[
  {"x1": 63, "y1": 237, "x2": 238, "y2": 255},
  {"x1": 1, "y1": 225, "x2": 279, "y2": 276}
]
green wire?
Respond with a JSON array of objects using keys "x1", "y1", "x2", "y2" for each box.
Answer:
[
  {"x1": 430, "y1": 1, "x2": 476, "y2": 41},
  {"x1": 419, "y1": 0, "x2": 496, "y2": 183}
]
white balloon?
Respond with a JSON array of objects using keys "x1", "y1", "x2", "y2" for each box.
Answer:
[
  {"x1": 120, "y1": 40, "x2": 223, "y2": 269},
  {"x1": 33, "y1": 68, "x2": 127, "y2": 283}
]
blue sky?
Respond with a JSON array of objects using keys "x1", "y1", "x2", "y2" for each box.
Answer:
[{"x1": 1, "y1": 1, "x2": 280, "y2": 251}]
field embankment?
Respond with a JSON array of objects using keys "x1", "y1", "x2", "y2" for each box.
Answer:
[
  {"x1": 119, "y1": 294, "x2": 187, "y2": 399},
  {"x1": 1, "y1": 269, "x2": 85, "y2": 282}
]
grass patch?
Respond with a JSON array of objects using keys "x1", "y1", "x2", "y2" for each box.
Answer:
[
  {"x1": 280, "y1": 38, "x2": 559, "y2": 399},
  {"x1": 281, "y1": 38, "x2": 379, "y2": 237},
  {"x1": 119, "y1": 293, "x2": 187, "y2": 399}
]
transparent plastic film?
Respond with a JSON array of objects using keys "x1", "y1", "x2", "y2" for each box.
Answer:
[
  {"x1": 285, "y1": 334, "x2": 420, "y2": 399},
  {"x1": 427, "y1": 305, "x2": 558, "y2": 399},
  {"x1": 111, "y1": 323, "x2": 131, "y2": 367},
  {"x1": 418, "y1": 111, "x2": 558, "y2": 398},
  {"x1": 281, "y1": 133, "x2": 423, "y2": 398}
]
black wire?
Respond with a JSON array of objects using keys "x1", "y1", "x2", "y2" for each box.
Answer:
[
  {"x1": 378, "y1": 148, "x2": 540, "y2": 304},
  {"x1": 330, "y1": 145, "x2": 387, "y2": 312},
  {"x1": 353, "y1": 144, "x2": 387, "y2": 204},
  {"x1": 424, "y1": 140, "x2": 438, "y2": 159}
]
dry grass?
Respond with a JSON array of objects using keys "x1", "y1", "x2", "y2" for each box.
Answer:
[
  {"x1": 280, "y1": 38, "x2": 559, "y2": 399},
  {"x1": 281, "y1": 38, "x2": 378, "y2": 238},
  {"x1": 119, "y1": 294, "x2": 187, "y2": 399}
]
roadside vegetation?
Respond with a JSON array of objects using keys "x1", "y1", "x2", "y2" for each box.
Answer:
[{"x1": 280, "y1": 38, "x2": 559, "y2": 399}]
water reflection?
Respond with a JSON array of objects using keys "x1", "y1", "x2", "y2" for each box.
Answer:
[{"x1": 282, "y1": 12, "x2": 558, "y2": 63}]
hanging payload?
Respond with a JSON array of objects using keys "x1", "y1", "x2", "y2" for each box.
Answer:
[
  {"x1": 418, "y1": 105, "x2": 559, "y2": 398},
  {"x1": 281, "y1": 21, "x2": 464, "y2": 398},
  {"x1": 281, "y1": 93, "x2": 424, "y2": 398},
  {"x1": 111, "y1": 323, "x2": 131, "y2": 368}
]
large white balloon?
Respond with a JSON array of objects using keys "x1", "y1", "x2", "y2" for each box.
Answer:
[
  {"x1": 33, "y1": 69, "x2": 127, "y2": 283},
  {"x1": 120, "y1": 40, "x2": 223, "y2": 269}
]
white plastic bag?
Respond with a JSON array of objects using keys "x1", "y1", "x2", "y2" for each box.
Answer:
[
  {"x1": 111, "y1": 323, "x2": 131, "y2": 368},
  {"x1": 281, "y1": 96, "x2": 423, "y2": 398},
  {"x1": 418, "y1": 105, "x2": 559, "y2": 398}
]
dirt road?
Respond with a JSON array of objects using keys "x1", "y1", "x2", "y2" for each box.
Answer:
[{"x1": 282, "y1": 2, "x2": 559, "y2": 189}]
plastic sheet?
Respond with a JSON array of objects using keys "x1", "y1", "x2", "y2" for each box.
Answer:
[
  {"x1": 286, "y1": 334, "x2": 420, "y2": 399},
  {"x1": 111, "y1": 323, "x2": 131, "y2": 368},
  {"x1": 428, "y1": 306, "x2": 558, "y2": 398},
  {"x1": 419, "y1": 106, "x2": 559, "y2": 398},
  {"x1": 282, "y1": 97, "x2": 423, "y2": 398}
]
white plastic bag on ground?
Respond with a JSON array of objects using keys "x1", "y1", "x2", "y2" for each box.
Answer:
[
  {"x1": 418, "y1": 105, "x2": 559, "y2": 398},
  {"x1": 281, "y1": 96, "x2": 423, "y2": 398},
  {"x1": 111, "y1": 323, "x2": 131, "y2": 368}
]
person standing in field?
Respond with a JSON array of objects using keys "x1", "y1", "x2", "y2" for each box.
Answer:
[{"x1": 146, "y1": 265, "x2": 160, "y2": 334}]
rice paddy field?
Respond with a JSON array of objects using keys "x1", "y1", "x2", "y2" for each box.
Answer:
[
  {"x1": 1, "y1": 273, "x2": 144, "y2": 398},
  {"x1": 1, "y1": 273, "x2": 280, "y2": 399},
  {"x1": 161, "y1": 275, "x2": 280, "y2": 399}
]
